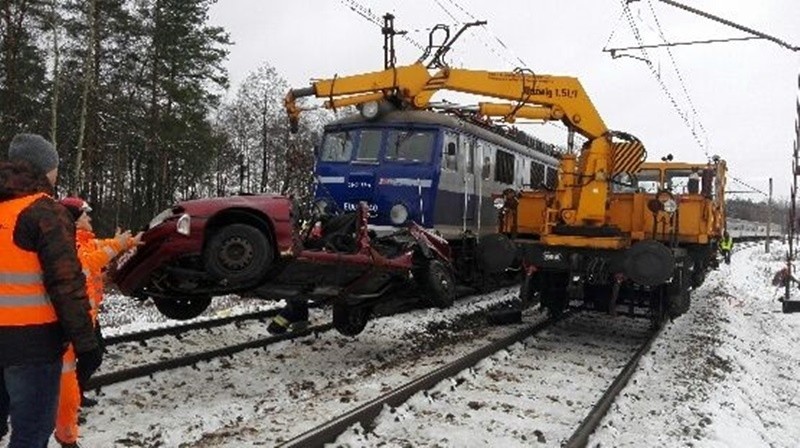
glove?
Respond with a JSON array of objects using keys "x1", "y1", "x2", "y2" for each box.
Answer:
[{"x1": 76, "y1": 347, "x2": 103, "y2": 389}]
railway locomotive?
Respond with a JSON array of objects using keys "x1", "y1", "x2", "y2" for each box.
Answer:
[{"x1": 311, "y1": 108, "x2": 560, "y2": 285}]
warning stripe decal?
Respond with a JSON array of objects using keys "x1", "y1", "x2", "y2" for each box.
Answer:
[{"x1": 612, "y1": 141, "x2": 645, "y2": 174}]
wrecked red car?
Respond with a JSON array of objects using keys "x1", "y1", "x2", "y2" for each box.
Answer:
[{"x1": 112, "y1": 194, "x2": 455, "y2": 335}]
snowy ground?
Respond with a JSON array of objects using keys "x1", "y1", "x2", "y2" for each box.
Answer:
[{"x1": 44, "y1": 242, "x2": 800, "y2": 447}]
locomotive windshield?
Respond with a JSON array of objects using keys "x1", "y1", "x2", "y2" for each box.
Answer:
[
  {"x1": 355, "y1": 129, "x2": 382, "y2": 162},
  {"x1": 385, "y1": 130, "x2": 435, "y2": 163},
  {"x1": 320, "y1": 130, "x2": 355, "y2": 162}
]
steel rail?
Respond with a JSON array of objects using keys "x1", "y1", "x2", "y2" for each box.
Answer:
[
  {"x1": 280, "y1": 314, "x2": 566, "y2": 448},
  {"x1": 564, "y1": 322, "x2": 665, "y2": 447},
  {"x1": 87, "y1": 323, "x2": 333, "y2": 391},
  {"x1": 104, "y1": 308, "x2": 283, "y2": 346}
]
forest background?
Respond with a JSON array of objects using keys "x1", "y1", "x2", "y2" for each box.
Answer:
[{"x1": 0, "y1": 0, "x2": 783, "y2": 234}]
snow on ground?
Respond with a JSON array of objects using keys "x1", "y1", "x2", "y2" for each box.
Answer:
[
  {"x1": 73, "y1": 288, "x2": 526, "y2": 447},
  {"x1": 590, "y1": 242, "x2": 800, "y2": 448},
  {"x1": 336, "y1": 312, "x2": 652, "y2": 447},
  {"x1": 41, "y1": 242, "x2": 800, "y2": 447}
]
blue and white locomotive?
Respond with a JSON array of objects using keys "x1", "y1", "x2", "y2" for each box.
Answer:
[{"x1": 311, "y1": 108, "x2": 561, "y2": 280}]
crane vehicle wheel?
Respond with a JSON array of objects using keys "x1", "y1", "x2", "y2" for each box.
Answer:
[
  {"x1": 333, "y1": 304, "x2": 370, "y2": 336},
  {"x1": 152, "y1": 296, "x2": 211, "y2": 320},
  {"x1": 205, "y1": 224, "x2": 272, "y2": 284},
  {"x1": 624, "y1": 240, "x2": 675, "y2": 287},
  {"x1": 417, "y1": 259, "x2": 456, "y2": 308}
]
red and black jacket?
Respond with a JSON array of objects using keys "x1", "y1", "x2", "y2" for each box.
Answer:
[{"x1": 0, "y1": 160, "x2": 97, "y2": 366}]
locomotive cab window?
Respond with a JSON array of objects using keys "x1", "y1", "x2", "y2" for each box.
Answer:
[
  {"x1": 355, "y1": 129, "x2": 382, "y2": 162},
  {"x1": 635, "y1": 169, "x2": 661, "y2": 193},
  {"x1": 385, "y1": 130, "x2": 435, "y2": 163},
  {"x1": 665, "y1": 169, "x2": 695, "y2": 194},
  {"x1": 320, "y1": 130, "x2": 355, "y2": 162}
]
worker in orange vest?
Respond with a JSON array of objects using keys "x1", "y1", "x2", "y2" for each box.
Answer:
[
  {"x1": 54, "y1": 197, "x2": 142, "y2": 448},
  {"x1": 0, "y1": 134, "x2": 100, "y2": 448}
]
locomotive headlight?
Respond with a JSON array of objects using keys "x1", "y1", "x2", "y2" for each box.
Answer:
[
  {"x1": 176, "y1": 213, "x2": 191, "y2": 236},
  {"x1": 662, "y1": 199, "x2": 678, "y2": 214},
  {"x1": 361, "y1": 101, "x2": 380, "y2": 120},
  {"x1": 390, "y1": 203, "x2": 409, "y2": 225},
  {"x1": 493, "y1": 197, "x2": 505, "y2": 210}
]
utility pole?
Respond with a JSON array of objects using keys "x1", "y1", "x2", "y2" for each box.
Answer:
[
  {"x1": 784, "y1": 77, "x2": 800, "y2": 312},
  {"x1": 765, "y1": 178, "x2": 773, "y2": 253}
]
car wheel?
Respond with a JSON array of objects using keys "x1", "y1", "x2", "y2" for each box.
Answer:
[
  {"x1": 152, "y1": 296, "x2": 211, "y2": 320},
  {"x1": 205, "y1": 224, "x2": 272, "y2": 284},
  {"x1": 332, "y1": 304, "x2": 370, "y2": 336},
  {"x1": 417, "y1": 259, "x2": 456, "y2": 309}
]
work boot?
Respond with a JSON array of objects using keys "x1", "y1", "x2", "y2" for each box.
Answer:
[
  {"x1": 81, "y1": 393, "x2": 98, "y2": 408},
  {"x1": 267, "y1": 300, "x2": 310, "y2": 335},
  {"x1": 267, "y1": 314, "x2": 291, "y2": 335}
]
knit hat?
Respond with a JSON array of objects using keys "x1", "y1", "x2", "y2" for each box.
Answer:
[
  {"x1": 8, "y1": 133, "x2": 59, "y2": 173},
  {"x1": 59, "y1": 197, "x2": 92, "y2": 221}
]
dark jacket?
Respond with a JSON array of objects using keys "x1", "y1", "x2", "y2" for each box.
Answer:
[{"x1": 0, "y1": 160, "x2": 97, "y2": 366}]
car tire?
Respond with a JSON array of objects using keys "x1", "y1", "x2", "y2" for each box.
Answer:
[
  {"x1": 205, "y1": 224, "x2": 272, "y2": 284},
  {"x1": 152, "y1": 296, "x2": 211, "y2": 320},
  {"x1": 417, "y1": 259, "x2": 456, "y2": 309}
]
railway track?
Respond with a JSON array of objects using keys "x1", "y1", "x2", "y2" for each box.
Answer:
[
  {"x1": 103, "y1": 307, "x2": 284, "y2": 346},
  {"x1": 89, "y1": 289, "x2": 523, "y2": 392},
  {"x1": 280, "y1": 311, "x2": 661, "y2": 447},
  {"x1": 87, "y1": 323, "x2": 333, "y2": 390}
]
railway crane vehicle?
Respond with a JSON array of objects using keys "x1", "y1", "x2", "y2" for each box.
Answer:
[{"x1": 500, "y1": 155, "x2": 727, "y2": 322}]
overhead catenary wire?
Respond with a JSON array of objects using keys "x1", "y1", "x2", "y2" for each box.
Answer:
[
  {"x1": 338, "y1": 0, "x2": 426, "y2": 51},
  {"x1": 618, "y1": 0, "x2": 711, "y2": 160},
  {"x1": 729, "y1": 175, "x2": 768, "y2": 197},
  {"x1": 443, "y1": 0, "x2": 529, "y2": 69},
  {"x1": 645, "y1": 0, "x2": 712, "y2": 158}
]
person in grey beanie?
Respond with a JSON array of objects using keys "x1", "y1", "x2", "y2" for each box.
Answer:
[
  {"x1": 7, "y1": 133, "x2": 61, "y2": 185},
  {"x1": 0, "y1": 133, "x2": 100, "y2": 448}
]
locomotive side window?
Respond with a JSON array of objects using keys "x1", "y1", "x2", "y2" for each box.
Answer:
[
  {"x1": 495, "y1": 149, "x2": 515, "y2": 184},
  {"x1": 386, "y1": 130, "x2": 435, "y2": 163},
  {"x1": 320, "y1": 131, "x2": 355, "y2": 162},
  {"x1": 355, "y1": 129, "x2": 382, "y2": 162},
  {"x1": 530, "y1": 162, "x2": 545, "y2": 188},
  {"x1": 441, "y1": 131, "x2": 458, "y2": 171},
  {"x1": 480, "y1": 141, "x2": 493, "y2": 180},
  {"x1": 546, "y1": 166, "x2": 558, "y2": 189},
  {"x1": 461, "y1": 135, "x2": 474, "y2": 174}
]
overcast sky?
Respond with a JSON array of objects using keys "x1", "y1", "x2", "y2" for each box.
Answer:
[{"x1": 209, "y1": 0, "x2": 800, "y2": 201}]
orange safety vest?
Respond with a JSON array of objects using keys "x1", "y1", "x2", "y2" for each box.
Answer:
[
  {"x1": 76, "y1": 229, "x2": 125, "y2": 323},
  {"x1": 0, "y1": 193, "x2": 58, "y2": 326}
]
